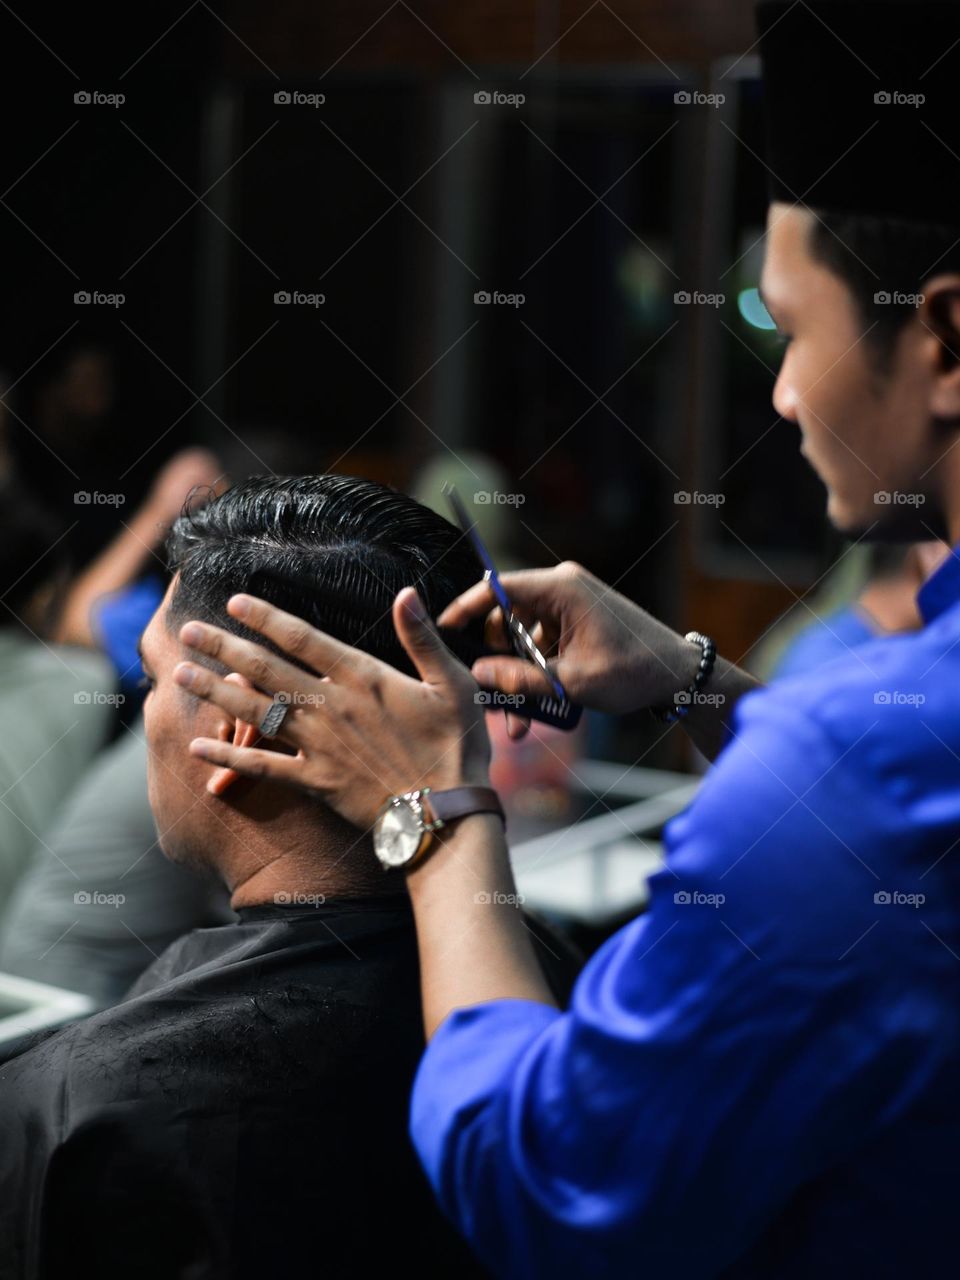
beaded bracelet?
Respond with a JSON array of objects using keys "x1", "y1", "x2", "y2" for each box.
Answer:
[{"x1": 650, "y1": 630, "x2": 717, "y2": 724}]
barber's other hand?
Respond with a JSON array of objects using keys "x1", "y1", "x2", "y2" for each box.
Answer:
[
  {"x1": 173, "y1": 588, "x2": 492, "y2": 831},
  {"x1": 438, "y1": 561, "x2": 699, "y2": 723}
]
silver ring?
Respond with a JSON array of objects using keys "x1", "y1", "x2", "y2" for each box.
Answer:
[{"x1": 259, "y1": 698, "x2": 289, "y2": 738}]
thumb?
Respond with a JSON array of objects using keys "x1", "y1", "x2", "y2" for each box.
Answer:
[{"x1": 393, "y1": 587, "x2": 461, "y2": 687}]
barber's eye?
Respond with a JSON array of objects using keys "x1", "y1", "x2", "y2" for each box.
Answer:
[{"x1": 137, "y1": 674, "x2": 154, "y2": 691}]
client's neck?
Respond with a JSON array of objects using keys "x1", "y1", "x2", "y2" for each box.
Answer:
[{"x1": 225, "y1": 826, "x2": 405, "y2": 910}]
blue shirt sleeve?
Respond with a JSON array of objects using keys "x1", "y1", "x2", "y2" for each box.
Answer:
[
  {"x1": 409, "y1": 685, "x2": 953, "y2": 1278},
  {"x1": 91, "y1": 575, "x2": 166, "y2": 693}
]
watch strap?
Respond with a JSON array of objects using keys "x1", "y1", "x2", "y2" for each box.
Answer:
[{"x1": 423, "y1": 786, "x2": 505, "y2": 829}]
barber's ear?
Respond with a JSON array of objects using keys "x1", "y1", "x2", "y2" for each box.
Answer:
[
  {"x1": 923, "y1": 276, "x2": 960, "y2": 416},
  {"x1": 206, "y1": 673, "x2": 259, "y2": 797}
]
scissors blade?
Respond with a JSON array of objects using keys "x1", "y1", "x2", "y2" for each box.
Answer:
[{"x1": 443, "y1": 483, "x2": 567, "y2": 702}]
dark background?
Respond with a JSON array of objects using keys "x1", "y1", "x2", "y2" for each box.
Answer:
[{"x1": 0, "y1": 0, "x2": 836, "y2": 766}]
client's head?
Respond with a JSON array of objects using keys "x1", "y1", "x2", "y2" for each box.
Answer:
[{"x1": 139, "y1": 473, "x2": 486, "y2": 900}]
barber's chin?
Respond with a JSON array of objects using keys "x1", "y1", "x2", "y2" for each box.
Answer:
[
  {"x1": 799, "y1": 440, "x2": 831, "y2": 493},
  {"x1": 824, "y1": 490, "x2": 866, "y2": 538}
]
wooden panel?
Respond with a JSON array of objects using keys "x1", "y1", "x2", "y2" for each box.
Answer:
[{"x1": 221, "y1": 1, "x2": 756, "y2": 74}]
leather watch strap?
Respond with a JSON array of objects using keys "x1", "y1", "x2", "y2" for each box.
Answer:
[{"x1": 423, "y1": 786, "x2": 505, "y2": 829}]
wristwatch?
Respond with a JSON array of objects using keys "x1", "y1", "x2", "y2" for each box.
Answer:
[{"x1": 372, "y1": 785, "x2": 505, "y2": 870}]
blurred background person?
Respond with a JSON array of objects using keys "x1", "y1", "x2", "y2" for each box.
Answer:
[
  {"x1": 52, "y1": 446, "x2": 224, "y2": 703},
  {"x1": 0, "y1": 446, "x2": 227, "y2": 986},
  {"x1": 0, "y1": 485, "x2": 115, "y2": 931},
  {"x1": 750, "y1": 540, "x2": 951, "y2": 681}
]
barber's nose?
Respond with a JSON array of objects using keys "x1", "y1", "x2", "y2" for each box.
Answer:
[{"x1": 772, "y1": 360, "x2": 800, "y2": 424}]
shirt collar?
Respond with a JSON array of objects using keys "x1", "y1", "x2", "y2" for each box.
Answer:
[{"x1": 917, "y1": 543, "x2": 960, "y2": 625}]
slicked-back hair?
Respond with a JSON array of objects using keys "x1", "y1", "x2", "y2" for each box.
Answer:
[{"x1": 165, "y1": 473, "x2": 488, "y2": 679}]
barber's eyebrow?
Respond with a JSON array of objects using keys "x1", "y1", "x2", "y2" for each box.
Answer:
[{"x1": 136, "y1": 637, "x2": 151, "y2": 672}]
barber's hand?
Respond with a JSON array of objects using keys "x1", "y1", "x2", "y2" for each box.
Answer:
[
  {"x1": 439, "y1": 561, "x2": 699, "y2": 729},
  {"x1": 172, "y1": 588, "x2": 492, "y2": 831}
]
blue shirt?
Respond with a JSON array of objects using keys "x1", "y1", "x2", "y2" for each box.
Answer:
[
  {"x1": 410, "y1": 544, "x2": 960, "y2": 1278},
  {"x1": 771, "y1": 603, "x2": 876, "y2": 680}
]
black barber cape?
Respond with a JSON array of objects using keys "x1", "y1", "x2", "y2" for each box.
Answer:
[{"x1": 0, "y1": 895, "x2": 581, "y2": 1279}]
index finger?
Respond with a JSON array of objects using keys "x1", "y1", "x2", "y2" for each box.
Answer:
[
  {"x1": 437, "y1": 567, "x2": 563, "y2": 630},
  {"x1": 225, "y1": 594, "x2": 372, "y2": 684},
  {"x1": 178, "y1": 619, "x2": 329, "y2": 700}
]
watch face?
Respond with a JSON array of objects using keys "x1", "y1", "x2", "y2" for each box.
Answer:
[{"x1": 375, "y1": 799, "x2": 422, "y2": 868}]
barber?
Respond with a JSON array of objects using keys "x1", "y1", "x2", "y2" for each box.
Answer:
[{"x1": 168, "y1": 3, "x2": 960, "y2": 1275}]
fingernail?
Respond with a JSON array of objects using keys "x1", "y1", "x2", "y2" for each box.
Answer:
[
  {"x1": 229, "y1": 594, "x2": 251, "y2": 619},
  {"x1": 180, "y1": 623, "x2": 204, "y2": 646},
  {"x1": 174, "y1": 664, "x2": 195, "y2": 687},
  {"x1": 189, "y1": 739, "x2": 209, "y2": 758},
  {"x1": 405, "y1": 589, "x2": 426, "y2": 620}
]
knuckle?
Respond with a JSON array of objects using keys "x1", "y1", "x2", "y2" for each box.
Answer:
[
  {"x1": 284, "y1": 623, "x2": 312, "y2": 659},
  {"x1": 497, "y1": 667, "x2": 519, "y2": 694},
  {"x1": 250, "y1": 656, "x2": 274, "y2": 688},
  {"x1": 203, "y1": 628, "x2": 224, "y2": 657}
]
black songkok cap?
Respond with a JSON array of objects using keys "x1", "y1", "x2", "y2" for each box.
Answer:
[{"x1": 757, "y1": 0, "x2": 960, "y2": 222}]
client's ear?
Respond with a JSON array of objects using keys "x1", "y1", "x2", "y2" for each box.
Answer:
[{"x1": 206, "y1": 673, "x2": 260, "y2": 797}]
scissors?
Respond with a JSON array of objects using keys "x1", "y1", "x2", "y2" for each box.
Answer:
[{"x1": 443, "y1": 483, "x2": 583, "y2": 731}]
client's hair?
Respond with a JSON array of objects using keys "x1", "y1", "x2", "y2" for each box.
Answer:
[{"x1": 165, "y1": 473, "x2": 487, "y2": 677}]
